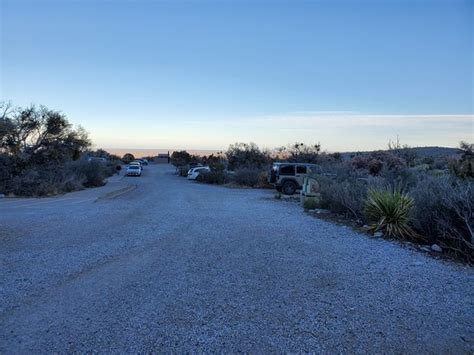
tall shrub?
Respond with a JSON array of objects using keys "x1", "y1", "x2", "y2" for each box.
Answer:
[{"x1": 411, "y1": 175, "x2": 473, "y2": 261}]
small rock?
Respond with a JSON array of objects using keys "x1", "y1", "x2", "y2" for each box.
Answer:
[
  {"x1": 420, "y1": 246, "x2": 431, "y2": 252},
  {"x1": 431, "y1": 244, "x2": 442, "y2": 253},
  {"x1": 315, "y1": 208, "x2": 330, "y2": 214},
  {"x1": 373, "y1": 231, "x2": 383, "y2": 238}
]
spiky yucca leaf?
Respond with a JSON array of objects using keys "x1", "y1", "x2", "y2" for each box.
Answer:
[{"x1": 365, "y1": 186, "x2": 417, "y2": 240}]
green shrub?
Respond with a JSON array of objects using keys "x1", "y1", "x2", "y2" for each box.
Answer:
[
  {"x1": 364, "y1": 186, "x2": 417, "y2": 240},
  {"x1": 226, "y1": 142, "x2": 270, "y2": 170},
  {"x1": 231, "y1": 168, "x2": 261, "y2": 187},
  {"x1": 303, "y1": 198, "x2": 318, "y2": 210},
  {"x1": 68, "y1": 160, "x2": 109, "y2": 187},
  {"x1": 0, "y1": 154, "x2": 14, "y2": 194},
  {"x1": 9, "y1": 167, "x2": 84, "y2": 196},
  {"x1": 6, "y1": 159, "x2": 114, "y2": 197},
  {"x1": 196, "y1": 170, "x2": 227, "y2": 184},
  {"x1": 317, "y1": 172, "x2": 368, "y2": 220}
]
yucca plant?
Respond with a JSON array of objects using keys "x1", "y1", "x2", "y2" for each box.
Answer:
[{"x1": 364, "y1": 186, "x2": 418, "y2": 240}]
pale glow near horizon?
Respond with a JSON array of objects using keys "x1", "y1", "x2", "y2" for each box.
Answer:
[{"x1": 89, "y1": 112, "x2": 473, "y2": 152}]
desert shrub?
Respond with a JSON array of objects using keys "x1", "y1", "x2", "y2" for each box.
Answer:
[
  {"x1": 9, "y1": 166, "x2": 83, "y2": 196},
  {"x1": 351, "y1": 151, "x2": 406, "y2": 176},
  {"x1": 449, "y1": 141, "x2": 473, "y2": 179},
  {"x1": 175, "y1": 166, "x2": 188, "y2": 177},
  {"x1": 208, "y1": 160, "x2": 226, "y2": 173},
  {"x1": 256, "y1": 170, "x2": 273, "y2": 188},
  {"x1": 9, "y1": 160, "x2": 113, "y2": 196},
  {"x1": 67, "y1": 160, "x2": 111, "y2": 187},
  {"x1": 387, "y1": 139, "x2": 418, "y2": 167},
  {"x1": 229, "y1": 168, "x2": 272, "y2": 188},
  {"x1": 276, "y1": 142, "x2": 321, "y2": 163},
  {"x1": 364, "y1": 186, "x2": 417, "y2": 240},
  {"x1": 2, "y1": 157, "x2": 116, "y2": 197},
  {"x1": 231, "y1": 168, "x2": 261, "y2": 187},
  {"x1": 196, "y1": 170, "x2": 227, "y2": 184},
  {"x1": 410, "y1": 175, "x2": 473, "y2": 261},
  {"x1": 316, "y1": 165, "x2": 369, "y2": 221},
  {"x1": 201, "y1": 154, "x2": 225, "y2": 168},
  {"x1": 320, "y1": 178, "x2": 368, "y2": 220},
  {"x1": 379, "y1": 166, "x2": 419, "y2": 191},
  {"x1": 0, "y1": 154, "x2": 14, "y2": 193},
  {"x1": 352, "y1": 156, "x2": 383, "y2": 175},
  {"x1": 303, "y1": 198, "x2": 318, "y2": 210},
  {"x1": 226, "y1": 142, "x2": 270, "y2": 170}
]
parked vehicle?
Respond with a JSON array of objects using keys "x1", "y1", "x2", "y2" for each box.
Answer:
[
  {"x1": 189, "y1": 163, "x2": 203, "y2": 169},
  {"x1": 130, "y1": 161, "x2": 142, "y2": 169},
  {"x1": 269, "y1": 162, "x2": 321, "y2": 195},
  {"x1": 187, "y1": 166, "x2": 210, "y2": 180},
  {"x1": 139, "y1": 159, "x2": 148, "y2": 166},
  {"x1": 126, "y1": 165, "x2": 142, "y2": 176}
]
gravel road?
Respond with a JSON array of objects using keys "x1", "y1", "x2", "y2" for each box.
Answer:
[{"x1": 1, "y1": 164, "x2": 473, "y2": 353}]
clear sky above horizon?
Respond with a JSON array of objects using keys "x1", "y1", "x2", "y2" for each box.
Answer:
[{"x1": 1, "y1": 0, "x2": 473, "y2": 152}]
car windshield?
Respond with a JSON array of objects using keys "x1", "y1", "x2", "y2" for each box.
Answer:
[{"x1": 128, "y1": 166, "x2": 139, "y2": 169}]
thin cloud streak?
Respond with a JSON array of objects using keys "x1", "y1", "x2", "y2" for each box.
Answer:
[{"x1": 227, "y1": 113, "x2": 473, "y2": 129}]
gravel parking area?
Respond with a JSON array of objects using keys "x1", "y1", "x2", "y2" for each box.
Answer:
[{"x1": 0, "y1": 164, "x2": 473, "y2": 353}]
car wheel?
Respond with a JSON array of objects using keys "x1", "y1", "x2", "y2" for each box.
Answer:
[{"x1": 282, "y1": 181, "x2": 297, "y2": 195}]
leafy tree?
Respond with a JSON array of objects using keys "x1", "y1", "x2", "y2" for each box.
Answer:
[
  {"x1": 277, "y1": 142, "x2": 321, "y2": 163},
  {"x1": 122, "y1": 153, "x2": 135, "y2": 163},
  {"x1": 226, "y1": 142, "x2": 270, "y2": 170},
  {"x1": 170, "y1": 150, "x2": 192, "y2": 167},
  {"x1": 0, "y1": 102, "x2": 90, "y2": 164},
  {"x1": 0, "y1": 102, "x2": 112, "y2": 196}
]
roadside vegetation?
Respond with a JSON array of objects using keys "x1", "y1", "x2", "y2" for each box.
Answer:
[
  {"x1": 0, "y1": 102, "x2": 121, "y2": 197},
  {"x1": 172, "y1": 140, "x2": 473, "y2": 263},
  {"x1": 2, "y1": 100, "x2": 471, "y2": 262}
]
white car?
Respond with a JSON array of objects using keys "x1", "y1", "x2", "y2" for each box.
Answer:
[
  {"x1": 130, "y1": 161, "x2": 142, "y2": 169},
  {"x1": 126, "y1": 165, "x2": 142, "y2": 176},
  {"x1": 187, "y1": 166, "x2": 210, "y2": 180}
]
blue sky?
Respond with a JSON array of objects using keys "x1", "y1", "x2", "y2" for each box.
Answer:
[{"x1": 1, "y1": 0, "x2": 473, "y2": 151}]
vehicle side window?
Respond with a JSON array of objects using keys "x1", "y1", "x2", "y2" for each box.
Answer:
[
  {"x1": 308, "y1": 165, "x2": 322, "y2": 174},
  {"x1": 279, "y1": 165, "x2": 295, "y2": 176},
  {"x1": 296, "y1": 166, "x2": 307, "y2": 174}
]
